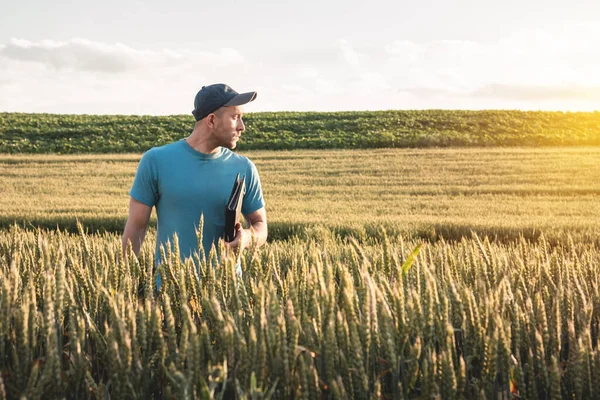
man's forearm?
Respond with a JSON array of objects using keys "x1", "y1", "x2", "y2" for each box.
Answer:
[
  {"x1": 248, "y1": 221, "x2": 268, "y2": 248},
  {"x1": 122, "y1": 198, "x2": 153, "y2": 259},
  {"x1": 122, "y1": 227, "x2": 147, "y2": 258}
]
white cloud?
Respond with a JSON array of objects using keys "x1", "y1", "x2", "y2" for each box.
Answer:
[
  {"x1": 0, "y1": 39, "x2": 253, "y2": 114},
  {"x1": 2, "y1": 38, "x2": 152, "y2": 72},
  {"x1": 0, "y1": 38, "x2": 245, "y2": 73},
  {"x1": 281, "y1": 84, "x2": 314, "y2": 99},
  {"x1": 315, "y1": 78, "x2": 339, "y2": 96},
  {"x1": 471, "y1": 84, "x2": 600, "y2": 101},
  {"x1": 1, "y1": 25, "x2": 599, "y2": 114},
  {"x1": 294, "y1": 66, "x2": 319, "y2": 79},
  {"x1": 339, "y1": 39, "x2": 361, "y2": 68},
  {"x1": 383, "y1": 24, "x2": 600, "y2": 91}
]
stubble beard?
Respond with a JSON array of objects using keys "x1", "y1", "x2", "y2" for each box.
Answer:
[
  {"x1": 214, "y1": 123, "x2": 238, "y2": 150},
  {"x1": 228, "y1": 131, "x2": 240, "y2": 150}
]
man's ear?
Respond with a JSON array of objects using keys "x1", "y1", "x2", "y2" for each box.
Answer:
[{"x1": 205, "y1": 113, "x2": 215, "y2": 129}]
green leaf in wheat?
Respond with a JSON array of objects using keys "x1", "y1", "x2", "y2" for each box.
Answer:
[{"x1": 402, "y1": 244, "x2": 422, "y2": 276}]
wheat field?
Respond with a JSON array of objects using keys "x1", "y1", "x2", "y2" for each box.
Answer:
[
  {"x1": 1, "y1": 224, "x2": 599, "y2": 399},
  {"x1": 1, "y1": 147, "x2": 600, "y2": 398},
  {"x1": 1, "y1": 147, "x2": 599, "y2": 243}
]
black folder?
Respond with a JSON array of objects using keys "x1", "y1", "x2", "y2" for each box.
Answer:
[{"x1": 224, "y1": 173, "x2": 246, "y2": 242}]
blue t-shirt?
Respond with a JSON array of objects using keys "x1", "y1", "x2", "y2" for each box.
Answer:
[{"x1": 130, "y1": 139, "x2": 265, "y2": 263}]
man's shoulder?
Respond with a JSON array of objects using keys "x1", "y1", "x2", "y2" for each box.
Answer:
[
  {"x1": 220, "y1": 148, "x2": 254, "y2": 164},
  {"x1": 142, "y1": 140, "x2": 184, "y2": 159},
  {"x1": 219, "y1": 149, "x2": 261, "y2": 178},
  {"x1": 148, "y1": 140, "x2": 184, "y2": 154}
]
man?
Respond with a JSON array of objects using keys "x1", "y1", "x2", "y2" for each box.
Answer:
[{"x1": 121, "y1": 83, "x2": 268, "y2": 276}]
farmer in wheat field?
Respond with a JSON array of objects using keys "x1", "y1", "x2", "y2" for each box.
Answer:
[{"x1": 121, "y1": 83, "x2": 268, "y2": 284}]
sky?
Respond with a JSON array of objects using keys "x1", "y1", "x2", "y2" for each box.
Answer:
[{"x1": 1, "y1": 0, "x2": 600, "y2": 115}]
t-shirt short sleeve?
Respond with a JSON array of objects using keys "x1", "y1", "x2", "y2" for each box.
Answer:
[
  {"x1": 242, "y1": 160, "x2": 265, "y2": 215},
  {"x1": 129, "y1": 150, "x2": 159, "y2": 207}
]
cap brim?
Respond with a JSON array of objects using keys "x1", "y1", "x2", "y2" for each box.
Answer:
[{"x1": 223, "y1": 91, "x2": 257, "y2": 107}]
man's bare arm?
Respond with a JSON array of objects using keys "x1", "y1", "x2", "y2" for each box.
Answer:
[
  {"x1": 245, "y1": 207, "x2": 268, "y2": 248},
  {"x1": 226, "y1": 207, "x2": 268, "y2": 252},
  {"x1": 122, "y1": 197, "x2": 153, "y2": 258}
]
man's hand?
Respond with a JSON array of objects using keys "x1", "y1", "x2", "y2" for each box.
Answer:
[
  {"x1": 224, "y1": 222, "x2": 253, "y2": 253},
  {"x1": 223, "y1": 207, "x2": 267, "y2": 255}
]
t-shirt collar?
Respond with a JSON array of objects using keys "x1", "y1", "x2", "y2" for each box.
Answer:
[{"x1": 180, "y1": 139, "x2": 225, "y2": 160}]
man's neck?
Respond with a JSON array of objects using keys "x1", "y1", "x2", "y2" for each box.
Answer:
[{"x1": 185, "y1": 131, "x2": 220, "y2": 154}]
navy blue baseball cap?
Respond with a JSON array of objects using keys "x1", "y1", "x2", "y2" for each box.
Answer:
[{"x1": 192, "y1": 83, "x2": 257, "y2": 121}]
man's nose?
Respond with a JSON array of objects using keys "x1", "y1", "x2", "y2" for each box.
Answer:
[{"x1": 238, "y1": 119, "x2": 245, "y2": 131}]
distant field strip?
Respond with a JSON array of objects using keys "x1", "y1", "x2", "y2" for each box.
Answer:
[
  {"x1": 1, "y1": 147, "x2": 599, "y2": 242},
  {"x1": 2, "y1": 110, "x2": 600, "y2": 152}
]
